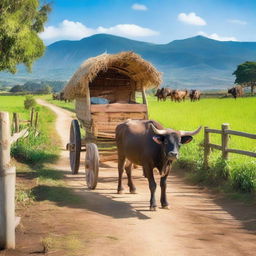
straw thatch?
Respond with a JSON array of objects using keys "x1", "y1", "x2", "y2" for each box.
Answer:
[{"x1": 63, "y1": 51, "x2": 162, "y2": 99}]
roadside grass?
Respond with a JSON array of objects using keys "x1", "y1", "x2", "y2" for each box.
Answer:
[
  {"x1": 41, "y1": 233, "x2": 86, "y2": 255},
  {"x1": 0, "y1": 95, "x2": 80, "y2": 205}
]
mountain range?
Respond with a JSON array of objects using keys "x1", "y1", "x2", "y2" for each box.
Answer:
[{"x1": 1, "y1": 34, "x2": 256, "y2": 90}]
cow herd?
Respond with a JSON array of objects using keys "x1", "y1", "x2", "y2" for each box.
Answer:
[
  {"x1": 155, "y1": 88, "x2": 201, "y2": 102},
  {"x1": 155, "y1": 85, "x2": 244, "y2": 102}
]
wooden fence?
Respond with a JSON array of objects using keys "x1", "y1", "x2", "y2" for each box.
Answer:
[
  {"x1": 204, "y1": 123, "x2": 256, "y2": 168},
  {"x1": 0, "y1": 109, "x2": 38, "y2": 249}
]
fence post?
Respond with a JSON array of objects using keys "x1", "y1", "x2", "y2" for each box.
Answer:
[
  {"x1": 0, "y1": 112, "x2": 16, "y2": 249},
  {"x1": 221, "y1": 123, "x2": 230, "y2": 160},
  {"x1": 13, "y1": 113, "x2": 19, "y2": 133},
  {"x1": 34, "y1": 112, "x2": 39, "y2": 129},
  {"x1": 30, "y1": 108, "x2": 34, "y2": 127},
  {"x1": 203, "y1": 126, "x2": 210, "y2": 168}
]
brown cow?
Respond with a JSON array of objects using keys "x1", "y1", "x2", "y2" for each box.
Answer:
[
  {"x1": 228, "y1": 86, "x2": 243, "y2": 99},
  {"x1": 155, "y1": 88, "x2": 172, "y2": 101},
  {"x1": 189, "y1": 90, "x2": 201, "y2": 102},
  {"x1": 172, "y1": 89, "x2": 188, "y2": 102}
]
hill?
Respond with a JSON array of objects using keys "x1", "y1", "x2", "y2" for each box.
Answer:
[{"x1": 1, "y1": 34, "x2": 256, "y2": 90}]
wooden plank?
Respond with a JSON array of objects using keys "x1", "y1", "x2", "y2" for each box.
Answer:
[
  {"x1": 91, "y1": 104, "x2": 147, "y2": 113},
  {"x1": 205, "y1": 128, "x2": 222, "y2": 134},
  {"x1": 226, "y1": 149, "x2": 256, "y2": 157},
  {"x1": 10, "y1": 129, "x2": 29, "y2": 144},
  {"x1": 208, "y1": 143, "x2": 222, "y2": 150},
  {"x1": 226, "y1": 130, "x2": 256, "y2": 139}
]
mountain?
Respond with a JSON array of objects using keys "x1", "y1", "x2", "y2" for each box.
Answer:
[{"x1": 1, "y1": 34, "x2": 256, "y2": 90}]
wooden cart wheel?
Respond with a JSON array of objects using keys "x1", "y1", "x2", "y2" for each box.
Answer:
[
  {"x1": 85, "y1": 143, "x2": 99, "y2": 189},
  {"x1": 69, "y1": 119, "x2": 81, "y2": 174}
]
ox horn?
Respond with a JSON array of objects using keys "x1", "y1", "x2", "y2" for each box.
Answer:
[
  {"x1": 150, "y1": 123, "x2": 167, "y2": 135},
  {"x1": 180, "y1": 126, "x2": 202, "y2": 136}
]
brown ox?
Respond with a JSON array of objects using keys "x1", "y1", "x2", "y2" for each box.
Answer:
[
  {"x1": 116, "y1": 119, "x2": 201, "y2": 210},
  {"x1": 189, "y1": 90, "x2": 201, "y2": 102},
  {"x1": 228, "y1": 86, "x2": 243, "y2": 99},
  {"x1": 172, "y1": 89, "x2": 188, "y2": 102},
  {"x1": 155, "y1": 88, "x2": 172, "y2": 101}
]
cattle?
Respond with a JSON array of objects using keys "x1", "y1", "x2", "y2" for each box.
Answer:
[
  {"x1": 155, "y1": 88, "x2": 172, "y2": 101},
  {"x1": 115, "y1": 119, "x2": 201, "y2": 211},
  {"x1": 189, "y1": 90, "x2": 201, "y2": 102},
  {"x1": 228, "y1": 86, "x2": 243, "y2": 99},
  {"x1": 172, "y1": 89, "x2": 188, "y2": 102}
]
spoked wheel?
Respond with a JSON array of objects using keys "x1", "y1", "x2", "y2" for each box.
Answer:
[
  {"x1": 85, "y1": 143, "x2": 99, "y2": 189},
  {"x1": 68, "y1": 119, "x2": 81, "y2": 174}
]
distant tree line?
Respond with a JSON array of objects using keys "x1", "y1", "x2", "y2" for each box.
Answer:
[{"x1": 9, "y1": 80, "x2": 66, "y2": 94}]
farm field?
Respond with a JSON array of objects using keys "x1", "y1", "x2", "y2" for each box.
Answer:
[{"x1": 44, "y1": 94, "x2": 256, "y2": 193}]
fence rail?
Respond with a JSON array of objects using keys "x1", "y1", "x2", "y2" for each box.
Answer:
[{"x1": 204, "y1": 123, "x2": 256, "y2": 168}]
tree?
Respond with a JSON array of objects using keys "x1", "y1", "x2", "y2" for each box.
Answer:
[
  {"x1": 233, "y1": 61, "x2": 256, "y2": 95},
  {"x1": 0, "y1": 0, "x2": 51, "y2": 73}
]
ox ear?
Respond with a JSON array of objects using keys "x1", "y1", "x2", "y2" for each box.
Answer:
[
  {"x1": 181, "y1": 136, "x2": 193, "y2": 144},
  {"x1": 153, "y1": 136, "x2": 163, "y2": 144}
]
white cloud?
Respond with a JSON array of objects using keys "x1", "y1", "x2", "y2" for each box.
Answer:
[
  {"x1": 198, "y1": 31, "x2": 237, "y2": 41},
  {"x1": 132, "y1": 3, "x2": 148, "y2": 11},
  {"x1": 97, "y1": 24, "x2": 158, "y2": 37},
  {"x1": 228, "y1": 19, "x2": 247, "y2": 25},
  {"x1": 40, "y1": 20, "x2": 158, "y2": 43},
  {"x1": 178, "y1": 12, "x2": 206, "y2": 26}
]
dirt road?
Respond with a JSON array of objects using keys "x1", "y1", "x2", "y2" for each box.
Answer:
[{"x1": 36, "y1": 99, "x2": 256, "y2": 256}]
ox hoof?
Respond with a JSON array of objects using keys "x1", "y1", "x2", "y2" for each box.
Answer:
[
  {"x1": 130, "y1": 189, "x2": 136, "y2": 194},
  {"x1": 161, "y1": 205, "x2": 169, "y2": 210},
  {"x1": 117, "y1": 190, "x2": 124, "y2": 194},
  {"x1": 149, "y1": 206, "x2": 157, "y2": 211}
]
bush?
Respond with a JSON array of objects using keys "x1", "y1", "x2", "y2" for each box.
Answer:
[
  {"x1": 24, "y1": 95, "x2": 36, "y2": 109},
  {"x1": 231, "y1": 162, "x2": 256, "y2": 192}
]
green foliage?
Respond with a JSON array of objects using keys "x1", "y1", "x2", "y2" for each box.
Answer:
[
  {"x1": 0, "y1": 0, "x2": 51, "y2": 73},
  {"x1": 231, "y1": 162, "x2": 256, "y2": 192},
  {"x1": 24, "y1": 95, "x2": 36, "y2": 109},
  {"x1": 233, "y1": 62, "x2": 256, "y2": 93},
  {"x1": 233, "y1": 61, "x2": 256, "y2": 84},
  {"x1": 11, "y1": 105, "x2": 59, "y2": 165}
]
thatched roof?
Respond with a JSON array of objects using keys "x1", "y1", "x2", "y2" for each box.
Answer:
[{"x1": 63, "y1": 51, "x2": 162, "y2": 99}]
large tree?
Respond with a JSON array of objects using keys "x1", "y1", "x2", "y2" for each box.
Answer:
[
  {"x1": 0, "y1": 0, "x2": 51, "y2": 73},
  {"x1": 233, "y1": 61, "x2": 256, "y2": 95}
]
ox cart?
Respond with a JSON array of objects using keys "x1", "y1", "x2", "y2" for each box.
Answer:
[{"x1": 64, "y1": 52, "x2": 161, "y2": 189}]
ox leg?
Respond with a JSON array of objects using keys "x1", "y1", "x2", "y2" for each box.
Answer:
[
  {"x1": 117, "y1": 155, "x2": 125, "y2": 194},
  {"x1": 125, "y1": 161, "x2": 136, "y2": 194},
  {"x1": 160, "y1": 173, "x2": 169, "y2": 209},
  {"x1": 146, "y1": 169, "x2": 157, "y2": 211}
]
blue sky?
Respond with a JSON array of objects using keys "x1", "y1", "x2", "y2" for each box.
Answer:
[{"x1": 40, "y1": 0, "x2": 256, "y2": 45}]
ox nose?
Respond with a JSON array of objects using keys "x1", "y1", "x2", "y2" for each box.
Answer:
[{"x1": 168, "y1": 152, "x2": 179, "y2": 160}]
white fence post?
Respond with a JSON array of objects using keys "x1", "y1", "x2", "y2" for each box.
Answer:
[{"x1": 0, "y1": 112, "x2": 16, "y2": 249}]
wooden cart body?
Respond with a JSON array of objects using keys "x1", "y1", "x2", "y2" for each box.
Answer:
[{"x1": 64, "y1": 52, "x2": 161, "y2": 188}]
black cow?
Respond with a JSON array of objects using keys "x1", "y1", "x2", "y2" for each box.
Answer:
[
  {"x1": 228, "y1": 86, "x2": 243, "y2": 99},
  {"x1": 155, "y1": 88, "x2": 172, "y2": 101},
  {"x1": 115, "y1": 120, "x2": 201, "y2": 211},
  {"x1": 189, "y1": 90, "x2": 201, "y2": 102}
]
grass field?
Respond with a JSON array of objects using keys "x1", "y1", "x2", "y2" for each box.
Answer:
[{"x1": 42, "y1": 94, "x2": 256, "y2": 193}]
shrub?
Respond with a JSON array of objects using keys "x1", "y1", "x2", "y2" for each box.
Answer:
[
  {"x1": 231, "y1": 162, "x2": 256, "y2": 192},
  {"x1": 24, "y1": 95, "x2": 36, "y2": 109}
]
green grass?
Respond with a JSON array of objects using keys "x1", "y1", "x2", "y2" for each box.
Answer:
[{"x1": 147, "y1": 96, "x2": 256, "y2": 193}]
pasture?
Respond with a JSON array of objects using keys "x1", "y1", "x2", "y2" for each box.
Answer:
[{"x1": 44, "y1": 94, "x2": 256, "y2": 192}]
